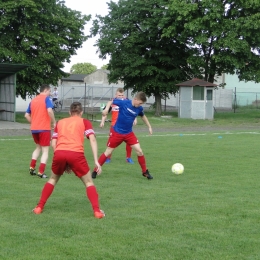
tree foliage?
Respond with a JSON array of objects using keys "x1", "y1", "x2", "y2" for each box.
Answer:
[
  {"x1": 101, "y1": 64, "x2": 109, "y2": 70},
  {"x1": 163, "y1": 0, "x2": 260, "y2": 83},
  {"x1": 91, "y1": 0, "x2": 193, "y2": 115},
  {"x1": 70, "y1": 62, "x2": 97, "y2": 74},
  {"x1": 0, "y1": 0, "x2": 90, "y2": 98}
]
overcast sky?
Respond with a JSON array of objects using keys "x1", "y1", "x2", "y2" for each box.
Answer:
[{"x1": 63, "y1": 0, "x2": 115, "y2": 72}]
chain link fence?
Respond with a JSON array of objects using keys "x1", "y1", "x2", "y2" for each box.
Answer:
[{"x1": 58, "y1": 84, "x2": 234, "y2": 114}]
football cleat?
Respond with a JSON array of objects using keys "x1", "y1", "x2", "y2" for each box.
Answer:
[
  {"x1": 92, "y1": 171, "x2": 97, "y2": 179},
  {"x1": 37, "y1": 172, "x2": 48, "y2": 178},
  {"x1": 32, "y1": 206, "x2": 43, "y2": 214},
  {"x1": 105, "y1": 158, "x2": 111, "y2": 164},
  {"x1": 94, "y1": 210, "x2": 105, "y2": 219},
  {"x1": 142, "y1": 169, "x2": 153, "y2": 180},
  {"x1": 126, "y1": 158, "x2": 134, "y2": 164},
  {"x1": 29, "y1": 167, "x2": 36, "y2": 176}
]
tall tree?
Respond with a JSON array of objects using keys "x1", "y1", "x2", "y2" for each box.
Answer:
[
  {"x1": 91, "y1": 0, "x2": 193, "y2": 116},
  {"x1": 163, "y1": 0, "x2": 260, "y2": 83},
  {"x1": 70, "y1": 62, "x2": 97, "y2": 74},
  {"x1": 0, "y1": 0, "x2": 90, "y2": 98}
]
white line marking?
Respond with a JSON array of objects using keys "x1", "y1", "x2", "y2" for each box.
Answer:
[{"x1": 1, "y1": 131, "x2": 260, "y2": 141}]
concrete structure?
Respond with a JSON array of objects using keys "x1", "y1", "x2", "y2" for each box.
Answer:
[
  {"x1": 176, "y1": 78, "x2": 218, "y2": 119},
  {"x1": 0, "y1": 63, "x2": 29, "y2": 121}
]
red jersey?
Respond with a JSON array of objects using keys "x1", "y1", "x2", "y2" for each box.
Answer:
[
  {"x1": 52, "y1": 117, "x2": 95, "y2": 153},
  {"x1": 30, "y1": 94, "x2": 51, "y2": 130},
  {"x1": 110, "y1": 104, "x2": 119, "y2": 126}
]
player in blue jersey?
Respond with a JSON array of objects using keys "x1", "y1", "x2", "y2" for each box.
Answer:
[{"x1": 92, "y1": 91, "x2": 153, "y2": 180}]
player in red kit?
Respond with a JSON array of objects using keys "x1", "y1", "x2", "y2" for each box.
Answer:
[
  {"x1": 32, "y1": 102, "x2": 105, "y2": 218},
  {"x1": 25, "y1": 84, "x2": 56, "y2": 178}
]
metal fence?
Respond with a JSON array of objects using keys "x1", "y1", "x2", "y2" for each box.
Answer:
[
  {"x1": 58, "y1": 84, "x2": 234, "y2": 113},
  {"x1": 234, "y1": 91, "x2": 260, "y2": 108}
]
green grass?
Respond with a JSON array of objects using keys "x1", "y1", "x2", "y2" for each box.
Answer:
[{"x1": 2, "y1": 111, "x2": 260, "y2": 259}]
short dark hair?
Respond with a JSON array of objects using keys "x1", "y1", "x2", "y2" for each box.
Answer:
[
  {"x1": 70, "y1": 102, "x2": 83, "y2": 115},
  {"x1": 135, "y1": 92, "x2": 147, "y2": 102},
  {"x1": 40, "y1": 84, "x2": 50, "y2": 92}
]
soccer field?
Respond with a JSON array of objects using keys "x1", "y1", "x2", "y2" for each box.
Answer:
[{"x1": 1, "y1": 130, "x2": 260, "y2": 259}]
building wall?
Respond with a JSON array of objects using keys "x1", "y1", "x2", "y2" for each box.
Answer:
[{"x1": 224, "y1": 73, "x2": 260, "y2": 106}]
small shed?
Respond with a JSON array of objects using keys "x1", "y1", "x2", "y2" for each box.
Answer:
[
  {"x1": 176, "y1": 78, "x2": 218, "y2": 119},
  {"x1": 0, "y1": 63, "x2": 29, "y2": 122}
]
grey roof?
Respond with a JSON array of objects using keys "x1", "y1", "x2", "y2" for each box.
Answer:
[
  {"x1": 61, "y1": 74, "x2": 89, "y2": 82},
  {"x1": 0, "y1": 63, "x2": 30, "y2": 80},
  {"x1": 176, "y1": 78, "x2": 218, "y2": 87}
]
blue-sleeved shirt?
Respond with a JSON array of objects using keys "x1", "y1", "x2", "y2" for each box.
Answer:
[{"x1": 113, "y1": 98, "x2": 144, "y2": 134}]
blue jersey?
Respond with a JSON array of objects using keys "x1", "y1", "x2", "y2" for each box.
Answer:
[{"x1": 113, "y1": 98, "x2": 144, "y2": 134}]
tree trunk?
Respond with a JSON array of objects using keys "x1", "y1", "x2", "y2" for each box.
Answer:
[{"x1": 154, "y1": 94, "x2": 162, "y2": 116}]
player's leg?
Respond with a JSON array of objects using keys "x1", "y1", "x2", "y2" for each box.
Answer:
[
  {"x1": 32, "y1": 173, "x2": 61, "y2": 214},
  {"x1": 80, "y1": 173, "x2": 105, "y2": 218},
  {"x1": 32, "y1": 150, "x2": 65, "y2": 214},
  {"x1": 29, "y1": 134, "x2": 41, "y2": 176},
  {"x1": 69, "y1": 152, "x2": 105, "y2": 218},
  {"x1": 29, "y1": 144, "x2": 41, "y2": 175},
  {"x1": 91, "y1": 147, "x2": 115, "y2": 178},
  {"x1": 105, "y1": 127, "x2": 113, "y2": 163},
  {"x1": 92, "y1": 129, "x2": 122, "y2": 178},
  {"x1": 36, "y1": 132, "x2": 51, "y2": 178},
  {"x1": 126, "y1": 143, "x2": 134, "y2": 164},
  {"x1": 126, "y1": 132, "x2": 153, "y2": 180}
]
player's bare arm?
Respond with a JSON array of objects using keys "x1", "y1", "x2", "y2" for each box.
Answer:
[
  {"x1": 24, "y1": 112, "x2": 31, "y2": 123},
  {"x1": 141, "y1": 115, "x2": 152, "y2": 135},
  {"x1": 51, "y1": 138, "x2": 57, "y2": 152},
  {"x1": 102, "y1": 100, "x2": 112, "y2": 116},
  {"x1": 47, "y1": 107, "x2": 56, "y2": 128},
  {"x1": 100, "y1": 115, "x2": 107, "y2": 128},
  {"x1": 89, "y1": 134, "x2": 102, "y2": 174}
]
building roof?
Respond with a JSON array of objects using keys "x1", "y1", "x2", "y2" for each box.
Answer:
[
  {"x1": 0, "y1": 63, "x2": 30, "y2": 80},
  {"x1": 61, "y1": 74, "x2": 89, "y2": 82},
  {"x1": 176, "y1": 78, "x2": 218, "y2": 87}
]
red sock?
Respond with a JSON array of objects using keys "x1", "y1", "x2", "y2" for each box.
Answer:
[
  {"x1": 30, "y1": 159, "x2": 37, "y2": 169},
  {"x1": 94, "y1": 153, "x2": 107, "y2": 171},
  {"x1": 107, "y1": 154, "x2": 112, "y2": 159},
  {"x1": 126, "y1": 144, "x2": 132, "y2": 158},
  {"x1": 86, "y1": 185, "x2": 100, "y2": 212},
  {"x1": 37, "y1": 183, "x2": 54, "y2": 209},
  {"x1": 38, "y1": 163, "x2": 46, "y2": 174},
  {"x1": 138, "y1": 155, "x2": 147, "y2": 173}
]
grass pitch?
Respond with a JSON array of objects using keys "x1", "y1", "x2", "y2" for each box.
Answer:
[{"x1": 1, "y1": 111, "x2": 260, "y2": 259}]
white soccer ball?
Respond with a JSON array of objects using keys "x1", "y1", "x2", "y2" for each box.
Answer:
[{"x1": 172, "y1": 163, "x2": 184, "y2": 175}]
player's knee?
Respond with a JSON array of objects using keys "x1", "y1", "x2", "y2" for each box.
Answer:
[{"x1": 135, "y1": 150, "x2": 143, "y2": 156}]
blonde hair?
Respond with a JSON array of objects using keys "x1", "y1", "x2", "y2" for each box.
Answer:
[{"x1": 116, "y1": 87, "x2": 124, "y2": 93}]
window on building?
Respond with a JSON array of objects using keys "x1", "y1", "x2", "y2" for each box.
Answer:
[
  {"x1": 193, "y1": 86, "x2": 204, "y2": 100},
  {"x1": 206, "y1": 89, "x2": 213, "y2": 100}
]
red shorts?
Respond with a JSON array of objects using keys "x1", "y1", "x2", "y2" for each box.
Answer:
[
  {"x1": 107, "y1": 128, "x2": 139, "y2": 148},
  {"x1": 52, "y1": 150, "x2": 90, "y2": 178},
  {"x1": 32, "y1": 131, "x2": 51, "y2": 146}
]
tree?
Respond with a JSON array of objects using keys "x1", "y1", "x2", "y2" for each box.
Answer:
[
  {"x1": 70, "y1": 62, "x2": 97, "y2": 74},
  {"x1": 163, "y1": 0, "x2": 260, "y2": 83},
  {"x1": 91, "y1": 0, "x2": 193, "y2": 116},
  {"x1": 0, "y1": 0, "x2": 90, "y2": 98},
  {"x1": 101, "y1": 64, "x2": 108, "y2": 70}
]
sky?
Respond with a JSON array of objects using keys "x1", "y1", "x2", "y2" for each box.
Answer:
[{"x1": 63, "y1": 0, "x2": 115, "y2": 72}]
